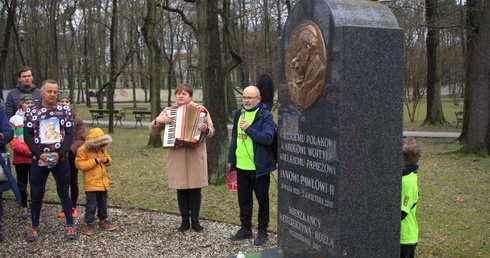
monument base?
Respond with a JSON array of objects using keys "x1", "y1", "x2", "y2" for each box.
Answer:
[{"x1": 227, "y1": 247, "x2": 283, "y2": 258}]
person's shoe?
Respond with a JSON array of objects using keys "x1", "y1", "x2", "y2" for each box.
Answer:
[
  {"x1": 57, "y1": 210, "x2": 65, "y2": 218},
  {"x1": 71, "y1": 208, "x2": 78, "y2": 218},
  {"x1": 66, "y1": 226, "x2": 78, "y2": 240},
  {"x1": 229, "y1": 227, "x2": 253, "y2": 241},
  {"x1": 99, "y1": 220, "x2": 117, "y2": 231},
  {"x1": 191, "y1": 218, "x2": 203, "y2": 232},
  {"x1": 20, "y1": 207, "x2": 29, "y2": 220},
  {"x1": 254, "y1": 229, "x2": 268, "y2": 246},
  {"x1": 85, "y1": 223, "x2": 95, "y2": 236},
  {"x1": 178, "y1": 217, "x2": 190, "y2": 232},
  {"x1": 27, "y1": 228, "x2": 40, "y2": 242}
]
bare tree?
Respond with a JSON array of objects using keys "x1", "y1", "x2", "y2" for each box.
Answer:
[
  {"x1": 46, "y1": 0, "x2": 60, "y2": 80},
  {"x1": 459, "y1": 0, "x2": 490, "y2": 155},
  {"x1": 393, "y1": 0, "x2": 428, "y2": 122},
  {"x1": 0, "y1": 0, "x2": 19, "y2": 99},
  {"x1": 221, "y1": 0, "x2": 242, "y2": 118},
  {"x1": 59, "y1": 1, "x2": 78, "y2": 108},
  {"x1": 262, "y1": 0, "x2": 272, "y2": 73},
  {"x1": 199, "y1": 0, "x2": 228, "y2": 183},
  {"x1": 424, "y1": 0, "x2": 449, "y2": 125},
  {"x1": 91, "y1": 0, "x2": 139, "y2": 133},
  {"x1": 143, "y1": 0, "x2": 163, "y2": 147},
  {"x1": 105, "y1": 0, "x2": 120, "y2": 134}
]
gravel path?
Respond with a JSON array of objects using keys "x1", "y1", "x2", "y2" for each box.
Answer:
[{"x1": 0, "y1": 199, "x2": 278, "y2": 257}]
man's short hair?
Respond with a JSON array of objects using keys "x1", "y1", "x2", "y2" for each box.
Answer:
[
  {"x1": 18, "y1": 66, "x2": 32, "y2": 77},
  {"x1": 41, "y1": 79, "x2": 58, "y2": 89},
  {"x1": 403, "y1": 138, "x2": 421, "y2": 166}
]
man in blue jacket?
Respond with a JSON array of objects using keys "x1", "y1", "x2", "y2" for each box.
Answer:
[
  {"x1": 228, "y1": 86, "x2": 276, "y2": 246},
  {"x1": 0, "y1": 99, "x2": 18, "y2": 242}
]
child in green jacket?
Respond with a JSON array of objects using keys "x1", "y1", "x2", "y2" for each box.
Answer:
[{"x1": 401, "y1": 138, "x2": 421, "y2": 258}]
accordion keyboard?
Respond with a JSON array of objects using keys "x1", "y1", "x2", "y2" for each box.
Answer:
[{"x1": 163, "y1": 109, "x2": 178, "y2": 148}]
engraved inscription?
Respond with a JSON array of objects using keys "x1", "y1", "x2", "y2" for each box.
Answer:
[{"x1": 280, "y1": 210, "x2": 335, "y2": 252}]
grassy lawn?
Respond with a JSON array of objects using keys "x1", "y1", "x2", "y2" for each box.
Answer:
[
  {"x1": 414, "y1": 138, "x2": 488, "y2": 257},
  {"x1": 403, "y1": 99, "x2": 464, "y2": 132},
  {"x1": 3, "y1": 98, "x2": 488, "y2": 257}
]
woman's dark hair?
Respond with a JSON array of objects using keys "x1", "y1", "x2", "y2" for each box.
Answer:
[{"x1": 175, "y1": 84, "x2": 193, "y2": 97}]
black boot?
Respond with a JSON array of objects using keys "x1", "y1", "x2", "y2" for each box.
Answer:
[
  {"x1": 178, "y1": 215, "x2": 190, "y2": 232},
  {"x1": 189, "y1": 188, "x2": 203, "y2": 232},
  {"x1": 177, "y1": 190, "x2": 190, "y2": 232},
  {"x1": 191, "y1": 216, "x2": 203, "y2": 232}
]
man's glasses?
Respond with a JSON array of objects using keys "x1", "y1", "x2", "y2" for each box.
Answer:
[{"x1": 242, "y1": 96, "x2": 258, "y2": 100}]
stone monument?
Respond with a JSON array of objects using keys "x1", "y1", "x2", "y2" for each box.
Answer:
[{"x1": 277, "y1": 0, "x2": 404, "y2": 257}]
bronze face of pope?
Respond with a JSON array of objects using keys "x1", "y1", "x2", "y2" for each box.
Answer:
[{"x1": 286, "y1": 21, "x2": 327, "y2": 109}]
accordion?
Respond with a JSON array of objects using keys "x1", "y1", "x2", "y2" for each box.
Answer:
[{"x1": 163, "y1": 104, "x2": 207, "y2": 149}]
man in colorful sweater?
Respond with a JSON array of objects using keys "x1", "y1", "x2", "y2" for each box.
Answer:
[{"x1": 24, "y1": 79, "x2": 77, "y2": 242}]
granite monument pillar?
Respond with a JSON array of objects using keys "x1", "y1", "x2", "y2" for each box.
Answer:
[{"x1": 277, "y1": 0, "x2": 404, "y2": 257}]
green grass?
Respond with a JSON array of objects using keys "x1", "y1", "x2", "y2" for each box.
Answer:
[
  {"x1": 3, "y1": 98, "x2": 488, "y2": 257},
  {"x1": 403, "y1": 98, "x2": 464, "y2": 132},
  {"x1": 415, "y1": 139, "x2": 489, "y2": 257}
]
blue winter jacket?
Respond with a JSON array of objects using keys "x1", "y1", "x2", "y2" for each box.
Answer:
[
  {"x1": 228, "y1": 104, "x2": 277, "y2": 177},
  {"x1": 0, "y1": 100, "x2": 21, "y2": 205}
]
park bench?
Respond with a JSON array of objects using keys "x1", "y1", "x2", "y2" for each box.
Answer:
[
  {"x1": 133, "y1": 110, "x2": 152, "y2": 127},
  {"x1": 89, "y1": 109, "x2": 122, "y2": 126},
  {"x1": 119, "y1": 106, "x2": 148, "y2": 120},
  {"x1": 454, "y1": 111, "x2": 464, "y2": 129}
]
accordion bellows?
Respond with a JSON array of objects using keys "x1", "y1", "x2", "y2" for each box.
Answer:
[{"x1": 163, "y1": 104, "x2": 207, "y2": 149}]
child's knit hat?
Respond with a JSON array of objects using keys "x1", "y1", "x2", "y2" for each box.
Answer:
[
  {"x1": 57, "y1": 92, "x2": 70, "y2": 102},
  {"x1": 20, "y1": 94, "x2": 34, "y2": 104}
]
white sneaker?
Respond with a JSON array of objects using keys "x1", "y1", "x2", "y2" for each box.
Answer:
[{"x1": 20, "y1": 207, "x2": 29, "y2": 220}]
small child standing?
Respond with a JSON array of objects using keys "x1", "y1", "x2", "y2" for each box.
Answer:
[
  {"x1": 75, "y1": 127, "x2": 117, "y2": 236},
  {"x1": 401, "y1": 138, "x2": 421, "y2": 258}
]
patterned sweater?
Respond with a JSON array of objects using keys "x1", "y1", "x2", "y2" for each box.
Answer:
[{"x1": 24, "y1": 103, "x2": 74, "y2": 160}]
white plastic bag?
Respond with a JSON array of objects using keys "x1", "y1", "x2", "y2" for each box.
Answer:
[{"x1": 0, "y1": 153, "x2": 10, "y2": 181}]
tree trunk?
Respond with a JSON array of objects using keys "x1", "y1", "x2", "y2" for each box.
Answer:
[
  {"x1": 263, "y1": 0, "x2": 272, "y2": 73},
  {"x1": 199, "y1": 0, "x2": 228, "y2": 184},
  {"x1": 423, "y1": 0, "x2": 448, "y2": 125},
  {"x1": 0, "y1": 0, "x2": 18, "y2": 99},
  {"x1": 460, "y1": 0, "x2": 490, "y2": 155},
  {"x1": 64, "y1": 5, "x2": 77, "y2": 109},
  {"x1": 143, "y1": 0, "x2": 163, "y2": 147},
  {"x1": 460, "y1": 0, "x2": 480, "y2": 141},
  {"x1": 222, "y1": 0, "x2": 242, "y2": 115},
  {"x1": 77, "y1": 57, "x2": 84, "y2": 104},
  {"x1": 48, "y1": 0, "x2": 59, "y2": 79},
  {"x1": 105, "y1": 0, "x2": 119, "y2": 134}
]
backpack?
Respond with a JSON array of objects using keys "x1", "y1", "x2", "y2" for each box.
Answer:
[
  {"x1": 271, "y1": 122, "x2": 278, "y2": 164},
  {"x1": 259, "y1": 108, "x2": 278, "y2": 164}
]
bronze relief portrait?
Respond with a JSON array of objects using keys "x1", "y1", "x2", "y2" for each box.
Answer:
[{"x1": 286, "y1": 21, "x2": 327, "y2": 109}]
